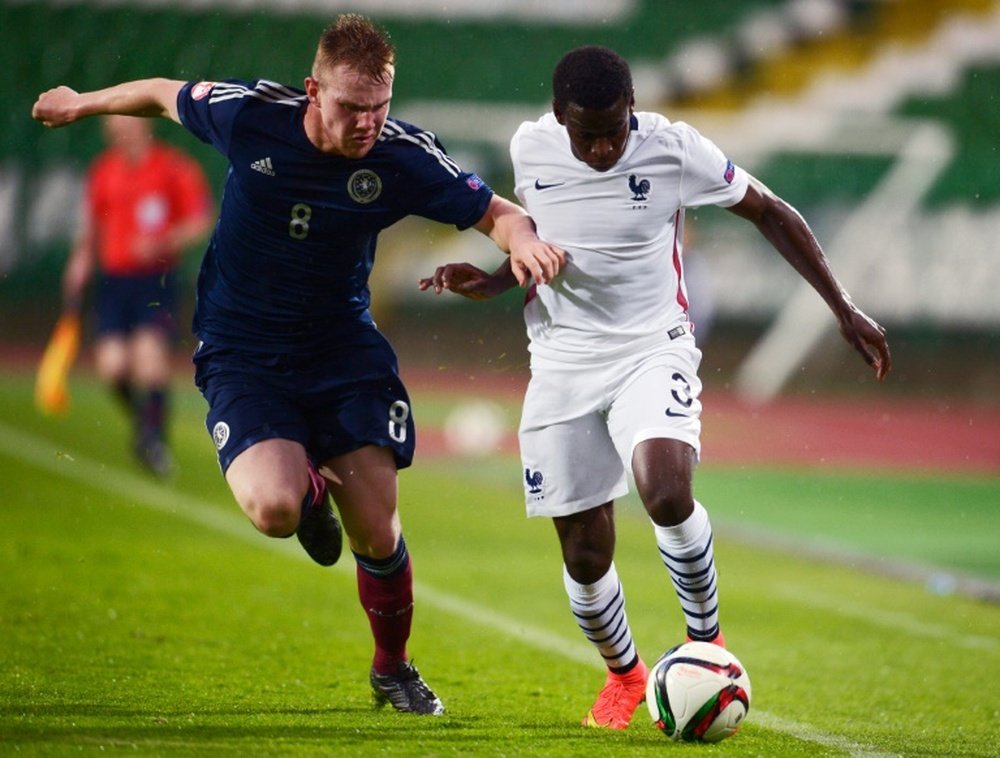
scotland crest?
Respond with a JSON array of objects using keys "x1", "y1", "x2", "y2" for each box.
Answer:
[{"x1": 347, "y1": 169, "x2": 382, "y2": 204}]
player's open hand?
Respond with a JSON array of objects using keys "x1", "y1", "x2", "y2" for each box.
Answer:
[
  {"x1": 418, "y1": 262, "x2": 516, "y2": 301},
  {"x1": 840, "y1": 306, "x2": 892, "y2": 381},
  {"x1": 509, "y1": 239, "x2": 564, "y2": 287},
  {"x1": 32, "y1": 86, "x2": 83, "y2": 128}
]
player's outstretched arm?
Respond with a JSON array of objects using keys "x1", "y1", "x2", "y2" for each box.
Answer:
[
  {"x1": 473, "y1": 195, "x2": 565, "y2": 286},
  {"x1": 32, "y1": 79, "x2": 186, "y2": 128},
  {"x1": 727, "y1": 176, "x2": 892, "y2": 381},
  {"x1": 418, "y1": 259, "x2": 518, "y2": 300}
]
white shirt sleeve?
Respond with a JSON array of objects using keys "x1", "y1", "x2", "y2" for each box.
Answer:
[{"x1": 674, "y1": 122, "x2": 749, "y2": 209}]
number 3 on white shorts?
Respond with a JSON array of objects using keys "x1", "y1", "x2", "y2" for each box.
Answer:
[{"x1": 388, "y1": 400, "x2": 410, "y2": 443}]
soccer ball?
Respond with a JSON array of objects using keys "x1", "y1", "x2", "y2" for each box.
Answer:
[{"x1": 645, "y1": 641, "x2": 751, "y2": 743}]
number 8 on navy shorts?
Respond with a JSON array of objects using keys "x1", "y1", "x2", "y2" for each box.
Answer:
[{"x1": 193, "y1": 330, "x2": 416, "y2": 473}]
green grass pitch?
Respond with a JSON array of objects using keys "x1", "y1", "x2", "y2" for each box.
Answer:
[{"x1": 1, "y1": 372, "x2": 998, "y2": 755}]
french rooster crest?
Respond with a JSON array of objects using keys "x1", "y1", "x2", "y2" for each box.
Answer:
[
  {"x1": 525, "y1": 468, "x2": 544, "y2": 494},
  {"x1": 628, "y1": 174, "x2": 650, "y2": 201}
]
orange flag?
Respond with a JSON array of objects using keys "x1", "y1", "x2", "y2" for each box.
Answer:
[{"x1": 35, "y1": 313, "x2": 81, "y2": 416}]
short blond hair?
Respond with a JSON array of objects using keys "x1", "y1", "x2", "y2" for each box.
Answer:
[{"x1": 312, "y1": 14, "x2": 395, "y2": 84}]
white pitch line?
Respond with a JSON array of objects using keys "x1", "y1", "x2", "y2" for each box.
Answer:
[
  {"x1": 773, "y1": 587, "x2": 998, "y2": 651},
  {"x1": 0, "y1": 421, "x2": 897, "y2": 756},
  {"x1": 751, "y1": 712, "x2": 899, "y2": 758}
]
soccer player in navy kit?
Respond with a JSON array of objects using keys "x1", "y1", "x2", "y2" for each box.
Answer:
[{"x1": 32, "y1": 14, "x2": 564, "y2": 715}]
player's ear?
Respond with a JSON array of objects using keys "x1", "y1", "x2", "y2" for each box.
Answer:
[
  {"x1": 553, "y1": 99, "x2": 565, "y2": 125},
  {"x1": 304, "y1": 76, "x2": 321, "y2": 107}
]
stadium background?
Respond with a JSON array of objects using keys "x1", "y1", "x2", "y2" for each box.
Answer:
[
  {"x1": 1, "y1": 3, "x2": 998, "y2": 753},
  {"x1": 2, "y1": 0, "x2": 999, "y2": 407}
]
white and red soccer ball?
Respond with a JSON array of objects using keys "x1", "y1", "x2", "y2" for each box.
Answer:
[{"x1": 645, "y1": 641, "x2": 751, "y2": 743}]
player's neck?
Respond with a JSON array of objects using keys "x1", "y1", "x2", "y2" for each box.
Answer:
[{"x1": 303, "y1": 104, "x2": 340, "y2": 156}]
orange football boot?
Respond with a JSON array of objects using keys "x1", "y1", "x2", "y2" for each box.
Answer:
[
  {"x1": 686, "y1": 630, "x2": 727, "y2": 648},
  {"x1": 582, "y1": 657, "x2": 650, "y2": 730}
]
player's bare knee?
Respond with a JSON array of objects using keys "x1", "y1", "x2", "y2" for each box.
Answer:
[
  {"x1": 241, "y1": 492, "x2": 301, "y2": 537},
  {"x1": 641, "y1": 481, "x2": 694, "y2": 527}
]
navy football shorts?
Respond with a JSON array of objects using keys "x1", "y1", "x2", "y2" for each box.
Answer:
[
  {"x1": 96, "y1": 271, "x2": 179, "y2": 337},
  {"x1": 193, "y1": 330, "x2": 416, "y2": 474}
]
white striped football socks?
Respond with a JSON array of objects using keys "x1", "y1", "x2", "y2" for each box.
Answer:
[
  {"x1": 653, "y1": 500, "x2": 721, "y2": 642},
  {"x1": 563, "y1": 563, "x2": 638, "y2": 672}
]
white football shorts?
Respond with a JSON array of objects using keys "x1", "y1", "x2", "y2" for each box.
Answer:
[{"x1": 519, "y1": 332, "x2": 703, "y2": 518}]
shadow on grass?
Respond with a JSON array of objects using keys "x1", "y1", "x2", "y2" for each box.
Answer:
[{"x1": 0, "y1": 702, "x2": 671, "y2": 750}]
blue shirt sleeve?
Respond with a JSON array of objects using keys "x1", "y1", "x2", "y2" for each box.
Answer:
[
  {"x1": 176, "y1": 79, "x2": 244, "y2": 158},
  {"x1": 383, "y1": 121, "x2": 494, "y2": 230}
]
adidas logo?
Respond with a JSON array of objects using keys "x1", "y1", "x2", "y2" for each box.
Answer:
[{"x1": 250, "y1": 157, "x2": 275, "y2": 176}]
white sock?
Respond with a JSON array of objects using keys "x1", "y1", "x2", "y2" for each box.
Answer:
[
  {"x1": 652, "y1": 501, "x2": 721, "y2": 641},
  {"x1": 563, "y1": 562, "x2": 638, "y2": 671}
]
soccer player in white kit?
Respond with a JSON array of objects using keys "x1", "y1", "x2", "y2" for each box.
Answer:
[{"x1": 421, "y1": 46, "x2": 891, "y2": 729}]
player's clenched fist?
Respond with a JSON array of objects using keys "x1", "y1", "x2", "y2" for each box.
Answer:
[{"x1": 32, "y1": 86, "x2": 82, "y2": 128}]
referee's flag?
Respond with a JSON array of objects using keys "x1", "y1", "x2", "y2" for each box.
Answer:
[{"x1": 35, "y1": 313, "x2": 81, "y2": 416}]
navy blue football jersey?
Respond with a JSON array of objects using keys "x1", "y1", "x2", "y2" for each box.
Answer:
[{"x1": 177, "y1": 78, "x2": 494, "y2": 354}]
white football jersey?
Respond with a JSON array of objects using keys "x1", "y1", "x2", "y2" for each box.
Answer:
[{"x1": 511, "y1": 111, "x2": 748, "y2": 365}]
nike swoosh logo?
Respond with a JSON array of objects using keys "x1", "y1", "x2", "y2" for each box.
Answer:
[
  {"x1": 665, "y1": 409, "x2": 690, "y2": 418},
  {"x1": 534, "y1": 179, "x2": 565, "y2": 190}
]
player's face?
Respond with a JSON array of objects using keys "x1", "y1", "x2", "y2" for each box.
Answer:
[
  {"x1": 555, "y1": 93, "x2": 633, "y2": 172},
  {"x1": 307, "y1": 62, "x2": 393, "y2": 158}
]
